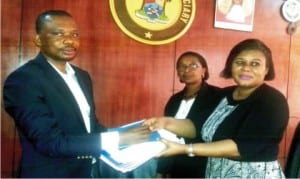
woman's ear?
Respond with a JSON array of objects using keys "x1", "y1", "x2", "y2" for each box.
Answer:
[{"x1": 33, "y1": 35, "x2": 41, "y2": 47}]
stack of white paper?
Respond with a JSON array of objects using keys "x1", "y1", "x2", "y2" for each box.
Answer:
[{"x1": 100, "y1": 120, "x2": 183, "y2": 173}]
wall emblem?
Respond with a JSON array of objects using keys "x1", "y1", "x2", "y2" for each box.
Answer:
[{"x1": 109, "y1": 0, "x2": 196, "y2": 45}]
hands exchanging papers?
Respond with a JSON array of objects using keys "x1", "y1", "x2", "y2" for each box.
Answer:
[{"x1": 100, "y1": 120, "x2": 184, "y2": 173}]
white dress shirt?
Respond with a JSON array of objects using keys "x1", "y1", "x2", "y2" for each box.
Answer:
[
  {"x1": 47, "y1": 61, "x2": 119, "y2": 151},
  {"x1": 49, "y1": 62, "x2": 91, "y2": 133},
  {"x1": 174, "y1": 97, "x2": 196, "y2": 144},
  {"x1": 175, "y1": 98, "x2": 196, "y2": 119}
]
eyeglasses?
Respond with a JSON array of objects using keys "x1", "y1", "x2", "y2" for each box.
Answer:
[{"x1": 177, "y1": 64, "x2": 200, "y2": 72}]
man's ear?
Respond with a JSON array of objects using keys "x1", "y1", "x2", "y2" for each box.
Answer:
[{"x1": 33, "y1": 35, "x2": 41, "y2": 47}]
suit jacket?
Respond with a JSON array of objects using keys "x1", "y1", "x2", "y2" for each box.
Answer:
[
  {"x1": 157, "y1": 82, "x2": 221, "y2": 178},
  {"x1": 3, "y1": 53, "x2": 107, "y2": 178}
]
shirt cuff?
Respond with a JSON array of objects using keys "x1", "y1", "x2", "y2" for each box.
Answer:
[{"x1": 101, "y1": 131, "x2": 119, "y2": 151}]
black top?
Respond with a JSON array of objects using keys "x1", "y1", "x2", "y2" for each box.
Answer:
[
  {"x1": 195, "y1": 83, "x2": 289, "y2": 162},
  {"x1": 157, "y1": 82, "x2": 221, "y2": 178}
]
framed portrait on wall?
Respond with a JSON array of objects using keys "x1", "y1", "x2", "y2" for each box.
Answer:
[{"x1": 214, "y1": 0, "x2": 256, "y2": 32}]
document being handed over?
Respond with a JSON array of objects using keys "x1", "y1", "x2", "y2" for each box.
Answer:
[{"x1": 100, "y1": 120, "x2": 183, "y2": 173}]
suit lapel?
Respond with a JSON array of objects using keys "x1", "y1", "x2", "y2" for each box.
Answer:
[
  {"x1": 74, "y1": 69, "x2": 93, "y2": 108},
  {"x1": 191, "y1": 82, "x2": 210, "y2": 110},
  {"x1": 168, "y1": 91, "x2": 185, "y2": 116},
  {"x1": 73, "y1": 67, "x2": 96, "y2": 132},
  {"x1": 34, "y1": 54, "x2": 88, "y2": 132}
]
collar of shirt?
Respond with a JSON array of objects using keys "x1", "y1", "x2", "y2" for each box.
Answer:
[{"x1": 47, "y1": 61, "x2": 75, "y2": 76}]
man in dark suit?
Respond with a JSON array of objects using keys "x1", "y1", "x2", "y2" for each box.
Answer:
[{"x1": 3, "y1": 10, "x2": 150, "y2": 178}]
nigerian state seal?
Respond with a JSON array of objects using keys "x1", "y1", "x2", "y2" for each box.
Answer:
[{"x1": 109, "y1": 0, "x2": 196, "y2": 45}]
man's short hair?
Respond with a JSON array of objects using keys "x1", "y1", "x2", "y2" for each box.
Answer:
[{"x1": 35, "y1": 10, "x2": 72, "y2": 33}]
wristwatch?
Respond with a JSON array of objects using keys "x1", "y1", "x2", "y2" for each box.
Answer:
[{"x1": 187, "y1": 144, "x2": 195, "y2": 157}]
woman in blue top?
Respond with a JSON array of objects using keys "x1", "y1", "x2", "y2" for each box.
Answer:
[{"x1": 144, "y1": 39, "x2": 289, "y2": 178}]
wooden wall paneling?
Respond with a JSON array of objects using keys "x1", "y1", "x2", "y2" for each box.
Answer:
[
  {"x1": 83, "y1": 1, "x2": 176, "y2": 127},
  {"x1": 285, "y1": 28, "x2": 300, "y2": 166},
  {"x1": 2, "y1": 0, "x2": 299, "y2": 177},
  {"x1": 288, "y1": 26, "x2": 300, "y2": 126},
  {"x1": 253, "y1": 0, "x2": 290, "y2": 95},
  {"x1": 93, "y1": 43, "x2": 176, "y2": 127},
  {"x1": 1, "y1": 0, "x2": 22, "y2": 177}
]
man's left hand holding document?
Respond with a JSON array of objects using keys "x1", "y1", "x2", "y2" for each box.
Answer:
[{"x1": 100, "y1": 120, "x2": 183, "y2": 173}]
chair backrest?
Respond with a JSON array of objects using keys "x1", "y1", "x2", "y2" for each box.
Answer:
[{"x1": 285, "y1": 121, "x2": 300, "y2": 178}]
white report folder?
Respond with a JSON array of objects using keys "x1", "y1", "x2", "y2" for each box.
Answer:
[{"x1": 100, "y1": 120, "x2": 182, "y2": 173}]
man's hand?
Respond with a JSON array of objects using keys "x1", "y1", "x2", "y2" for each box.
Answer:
[{"x1": 119, "y1": 125, "x2": 151, "y2": 146}]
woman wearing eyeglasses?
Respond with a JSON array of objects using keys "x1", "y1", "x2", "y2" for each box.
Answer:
[{"x1": 155, "y1": 51, "x2": 221, "y2": 178}]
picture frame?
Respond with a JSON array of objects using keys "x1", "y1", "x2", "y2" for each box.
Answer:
[{"x1": 214, "y1": 0, "x2": 256, "y2": 32}]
